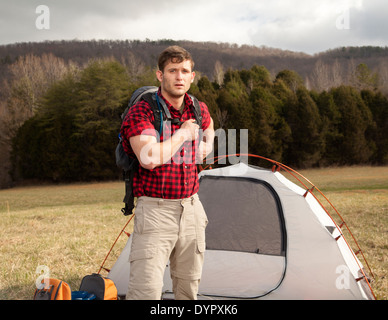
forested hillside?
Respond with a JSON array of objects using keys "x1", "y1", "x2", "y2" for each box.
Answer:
[{"x1": 1, "y1": 40, "x2": 388, "y2": 187}]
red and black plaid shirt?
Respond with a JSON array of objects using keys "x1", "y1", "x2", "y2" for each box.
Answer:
[{"x1": 120, "y1": 88, "x2": 211, "y2": 199}]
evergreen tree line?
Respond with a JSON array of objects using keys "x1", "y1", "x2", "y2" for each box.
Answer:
[{"x1": 11, "y1": 59, "x2": 388, "y2": 183}]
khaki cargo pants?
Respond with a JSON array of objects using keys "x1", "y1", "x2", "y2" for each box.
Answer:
[{"x1": 126, "y1": 194, "x2": 208, "y2": 300}]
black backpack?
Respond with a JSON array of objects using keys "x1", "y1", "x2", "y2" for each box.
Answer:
[{"x1": 116, "y1": 86, "x2": 202, "y2": 215}]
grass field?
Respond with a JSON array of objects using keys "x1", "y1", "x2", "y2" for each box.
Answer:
[{"x1": 0, "y1": 166, "x2": 387, "y2": 300}]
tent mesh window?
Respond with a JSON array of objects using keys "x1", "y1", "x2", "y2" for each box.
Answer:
[{"x1": 198, "y1": 176, "x2": 286, "y2": 256}]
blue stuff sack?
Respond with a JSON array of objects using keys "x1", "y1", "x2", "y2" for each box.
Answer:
[{"x1": 71, "y1": 291, "x2": 96, "y2": 300}]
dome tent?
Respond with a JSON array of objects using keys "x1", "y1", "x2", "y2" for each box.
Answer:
[{"x1": 104, "y1": 161, "x2": 375, "y2": 300}]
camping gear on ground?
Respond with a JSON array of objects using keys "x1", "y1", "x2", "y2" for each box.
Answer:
[
  {"x1": 101, "y1": 157, "x2": 375, "y2": 300},
  {"x1": 33, "y1": 278, "x2": 72, "y2": 300},
  {"x1": 79, "y1": 273, "x2": 118, "y2": 300}
]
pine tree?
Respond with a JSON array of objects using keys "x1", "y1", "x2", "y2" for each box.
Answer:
[
  {"x1": 12, "y1": 59, "x2": 131, "y2": 181},
  {"x1": 314, "y1": 91, "x2": 342, "y2": 165},
  {"x1": 331, "y1": 86, "x2": 375, "y2": 164},
  {"x1": 249, "y1": 85, "x2": 285, "y2": 161},
  {"x1": 361, "y1": 89, "x2": 388, "y2": 164},
  {"x1": 283, "y1": 88, "x2": 323, "y2": 167},
  {"x1": 74, "y1": 59, "x2": 131, "y2": 179}
]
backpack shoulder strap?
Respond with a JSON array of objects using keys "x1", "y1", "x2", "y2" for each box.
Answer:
[
  {"x1": 188, "y1": 94, "x2": 202, "y2": 127},
  {"x1": 53, "y1": 281, "x2": 63, "y2": 300},
  {"x1": 121, "y1": 86, "x2": 158, "y2": 121},
  {"x1": 141, "y1": 91, "x2": 172, "y2": 136}
]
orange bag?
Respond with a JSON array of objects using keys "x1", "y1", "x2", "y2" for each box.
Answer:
[{"x1": 34, "y1": 278, "x2": 71, "y2": 300}]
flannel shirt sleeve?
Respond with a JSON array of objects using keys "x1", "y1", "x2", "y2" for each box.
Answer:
[
  {"x1": 120, "y1": 101, "x2": 157, "y2": 155},
  {"x1": 199, "y1": 101, "x2": 211, "y2": 131},
  {"x1": 121, "y1": 100, "x2": 157, "y2": 138}
]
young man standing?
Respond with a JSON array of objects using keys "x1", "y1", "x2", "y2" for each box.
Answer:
[{"x1": 120, "y1": 46, "x2": 214, "y2": 300}]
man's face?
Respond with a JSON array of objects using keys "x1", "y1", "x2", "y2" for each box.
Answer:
[{"x1": 157, "y1": 59, "x2": 195, "y2": 100}]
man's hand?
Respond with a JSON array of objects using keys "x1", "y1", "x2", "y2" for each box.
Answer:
[{"x1": 179, "y1": 119, "x2": 199, "y2": 141}]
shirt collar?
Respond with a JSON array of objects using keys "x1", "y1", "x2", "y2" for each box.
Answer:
[{"x1": 157, "y1": 87, "x2": 193, "y2": 114}]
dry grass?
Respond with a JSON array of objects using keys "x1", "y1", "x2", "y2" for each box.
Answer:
[
  {"x1": 0, "y1": 166, "x2": 387, "y2": 300},
  {"x1": 0, "y1": 182, "x2": 133, "y2": 300},
  {"x1": 323, "y1": 190, "x2": 387, "y2": 300}
]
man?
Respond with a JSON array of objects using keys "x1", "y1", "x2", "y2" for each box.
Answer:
[{"x1": 120, "y1": 45, "x2": 214, "y2": 300}]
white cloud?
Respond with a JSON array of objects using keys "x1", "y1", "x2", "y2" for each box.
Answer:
[
  {"x1": 0, "y1": 0, "x2": 387, "y2": 54},
  {"x1": 245, "y1": 0, "x2": 371, "y2": 53}
]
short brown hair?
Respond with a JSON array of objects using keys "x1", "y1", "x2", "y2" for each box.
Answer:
[{"x1": 158, "y1": 46, "x2": 194, "y2": 72}]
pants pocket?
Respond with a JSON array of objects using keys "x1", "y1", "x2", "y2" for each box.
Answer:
[
  {"x1": 128, "y1": 247, "x2": 163, "y2": 291},
  {"x1": 194, "y1": 199, "x2": 208, "y2": 253},
  {"x1": 129, "y1": 247, "x2": 157, "y2": 263}
]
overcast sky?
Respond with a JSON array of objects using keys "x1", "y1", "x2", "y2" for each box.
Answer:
[{"x1": 0, "y1": 0, "x2": 387, "y2": 54}]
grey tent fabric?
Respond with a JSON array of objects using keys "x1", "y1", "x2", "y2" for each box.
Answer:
[{"x1": 199, "y1": 176, "x2": 286, "y2": 256}]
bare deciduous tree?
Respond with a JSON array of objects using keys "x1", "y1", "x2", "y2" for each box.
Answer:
[
  {"x1": 216, "y1": 108, "x2": 228, "y2": 129},
  {"x1": 331, "y1": 59, "x2": 343, "y2": 88},
  {"x1": 213, "y1": 60, "x2": 224, "y2": 86},
  {"x1": 311, "y1": 59, "x2": 331, "y2": 92},
  {"x1": 3, "y1": 54, "x2": 73, "y2": 134},
  {"x1": 0, "y1": 53, "x2": 75, "y2": 187}
]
